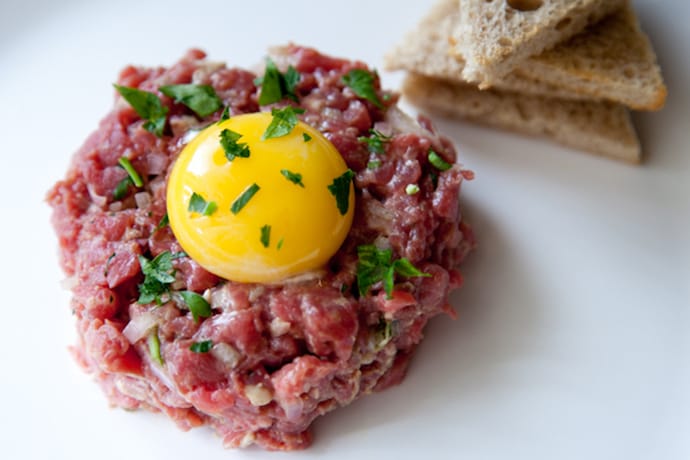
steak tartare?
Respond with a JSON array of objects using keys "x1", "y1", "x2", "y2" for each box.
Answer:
[{"x1": 47, "y1": 45, "x2": 475, "y2": 450}]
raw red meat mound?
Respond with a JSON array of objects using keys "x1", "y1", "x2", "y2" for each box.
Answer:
[{"x1": 47, "y1": 45, "x2": 475, "y2": 450}]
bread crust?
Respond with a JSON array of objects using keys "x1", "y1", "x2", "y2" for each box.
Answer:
[
  {"x1": 402, "y1": 72, "x2": 641, "y2": 163},
  {"x1": 385, "y1": 0, "x2": 667, "y2": 111}
]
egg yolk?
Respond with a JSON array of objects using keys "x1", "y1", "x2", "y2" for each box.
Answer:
[{"x1": 166, "y1": 112, "x2": 355, "y2": 283}]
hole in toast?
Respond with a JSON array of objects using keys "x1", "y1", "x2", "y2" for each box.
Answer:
[
  {"x1": 507, "y1": 0, "x2": 543, "y2": 11},
  {"x1": 498, "y1": 37, "x2": 512, "y2": 47},
  {"x1": 555, "y1": 17, "x2": 572, "y2": 30}
]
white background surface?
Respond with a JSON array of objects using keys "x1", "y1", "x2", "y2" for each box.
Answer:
[{"x1": 1, "y1": 0, "x2": 688, "y2": 459}]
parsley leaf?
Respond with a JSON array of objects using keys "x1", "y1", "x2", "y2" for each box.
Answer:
[
  {"x1": 230, "y1": 183, "x2": 260, "y2": 214},
  {"x1": 257, "y1": 58, "x2": 301, "y2": 105},
  {"x1": 159, "y1": 84, "x2": 222, "y2": 118},
  {"x1": 261, "y1": 106, "x2": 305, "y2": 140},
  {"x1": 113, "y1": 177, "x2": 131, "y2": 200},
  {"x1": 428, "y1": 150, "x2": 452, "y2": 171},
  {"x1": 430, "y1": 171, "x2": 439, "y2": 190},
  {"x1": 118, "y1": 157, "x2": 144, "y2": 187},
  {"x1": 188, "y1": 192, "x2": 218, "y2": 216},
  {"x1": 342, "y1": 69, "x2": 383, "y2": 109},
  {"x1": 302, "y1": 132, "x2": 312, "y2": 142},
  {"x1": 114, "y1": 84, "x2": 168, "y2": 137},
  {"x1": 405, "y1": 184, "x2": 420, "y2": 195},
  {"x1": 327, "y1": 169, "x2": 354, "y2": 215},
  {"x1": 137, "y1": 251, "x2": 176, "y2": 304},
  {"x1": 260, "y1": 224, "x2": 271, "y2": 248},
  {"x1": 280, "y1": 169, "x2": 304, "y2": 187},
  {"x1": 218, "y1": 105, "x2": 231, "y2": 123},
  {"x1": 356, "y1": 245, "x2": 430, "y2": 299},
  {"x1": 155, "y1": 213, "x2": 169, "y2": 232},
  {"x1": 358, "y1": 129, "x2": 391, "y2": 155},
  {"x1": 180, "y1": 291, "x2": 212, "y2": 323},
  {"x1": 283, "y1": 66, "x2": 300, "y2": 98},
  {"x1": 190, "y1": 340, "x2": 213, "y2": 353},
  {"x1": 219, "y1": 129, "x2": 251, "y2": 161}
]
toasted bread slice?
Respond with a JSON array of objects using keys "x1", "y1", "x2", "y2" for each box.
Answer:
[
  {"x1": 385, "y1": 0, "x2": 666, "y2": 110},
  {"x1": 384, "y1": 0, "x2": 594, "y2": 102},
  {"x1": 402, "y1": 72, "x2": 641, "y2": 163},
  {"x1": 520, "y1": 1, "x2": 666, "y2": 110},
  {"x1": 451, "y1": 0, "x2": 624, "y2": 87}
]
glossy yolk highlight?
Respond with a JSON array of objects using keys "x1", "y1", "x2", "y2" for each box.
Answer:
[{"x1": 167, "y1": 112, "x2": 354, "y2": 283}]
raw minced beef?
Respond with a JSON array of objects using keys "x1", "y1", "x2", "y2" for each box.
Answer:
[{"x1": 47, "y1": 44, "x2": 475, "y2": 450}]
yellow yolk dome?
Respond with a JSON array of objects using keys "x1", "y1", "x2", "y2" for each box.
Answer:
[{"x1": 166, "y1": 111, "x2": 355, "y2": 283}]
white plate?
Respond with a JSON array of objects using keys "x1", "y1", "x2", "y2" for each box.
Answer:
[{"x1": 1, "y1": 0, "x2": 688, "y2": 459}]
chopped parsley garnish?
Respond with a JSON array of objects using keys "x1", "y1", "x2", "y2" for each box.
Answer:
[
  {"x1": 356, "y1": 244, "x2": 430, "y2": 299},
  {"x1": 405, "y1": 184, "x2": 420, "y2": 195},
  {"x1": 358, "y1": 129, "x2": 391, "y2": 155},
  {"x1": 260, "y1": 224, "x2": 271, "y2": 248},
  {"x1": 342, "y1": 69, "x2": 383, "y2": 109},
  {"x1": 430, "y1": 171, "x2": 439, "y2": 189},
  {"x1": 148, "y1": 326, "x2": 163, "y2": 365},
  {"x1": 180, "y1": 291, "x2": 212, "y2": 323},
  {"x1": 302, "y1": 132, "x2": 312, "y2": 142},
  {"x1": 428, "y1": 150, "x2": 452, "y2": 171},
  {"x1": 277, "y1": 238, "x2": 284, "y2": 250},
  {"x1": 188, "y1": 192, "x2": 217, "y2": 216},
  {"x1": 114, "y1": 84, "x2": 168, "y2": 137},
  {"x1": 189, "y1": 340, "x2": 213, "y2": 353},
  {"x1": 118, "y1": 157, "x2": 144, "y2": 187},
  {"x1": 159, "y1": 84, "x2": 222, "y2": 118},
  {"x1": 280, "y1": 169, "x2": 304, "y2": 187},
  {"x1": 367, "y1": 160, "x2": 381, "y2": 170},
  {"x1": 113, "y1": 178, "x2": 131, "y2": 200},
  {"x1": 261, "y1": 106, "x2": 305, "y2": 140},
  {"x1": 218, "y1": 105, "x2": 231, "y2": 123},
  {"x1": 137, "y1": 251, "x2": 176, "y2": 304},
  {"x1": 230, "y1": 183, "x2": 260, "y2": 214},
  {"x1": 155, "y1": 212, "x2": 169, "y2": 232},
  {"x1": 104, "y1": 252, "x2": 116, "y2": 277},
  {"x1": 220, "y1": 129, "x2": 251, "y2": 161},
  {"x1": 256, "y1": 58, "x2": 300, "y2": 105},
  {"x1": 327, "y1": 169, "x2": 354, "y2": 215}
]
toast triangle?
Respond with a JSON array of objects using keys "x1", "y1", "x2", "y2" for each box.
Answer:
[
  {"x1": 385, "y1": 0, "x2": 666, "y2": 110},
  {"x1": 402, "y1": 72, "x2": 641, "y2": 163},
  {"x1": 451, "y1": 0, "x2": 624, "y2": 87}
]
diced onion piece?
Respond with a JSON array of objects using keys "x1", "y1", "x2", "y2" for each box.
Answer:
[
  {"x1": 146, "y1": 153, "x2": 167, "y2": 175},
  {"x1": 134, "y1": 191, "x2": 151, "y2": 209},
  {"x1": 211, "y1": 342, "x2": 240, "y2": 369},
  {"x1": 383, "y1": 105, "x2": 431, "y2": 138},
  {"x1": 281, "y1": 398, "x2": 305, "y2": 421},
  {"x1": 109, "y1": 201, "x2": 123, "y2": 212},
  {"x1": 114, "y1": 376, "x2": 149, "y2": 401},
  {"x1": 87, "y1": 184, "x2": 108, "y2": 207},
  {"x1": 269, "y1": 317, "x2": 291, "y2": 337},
  {"x1": 238, "y1": 432, "x2": 256, "y2": 448},
  {"x1": 122, "y1": 312, "x2": 158, "y2": 343},
  {"x1": 244, "y1": 383, "x2": 273, "y2": 407}
]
